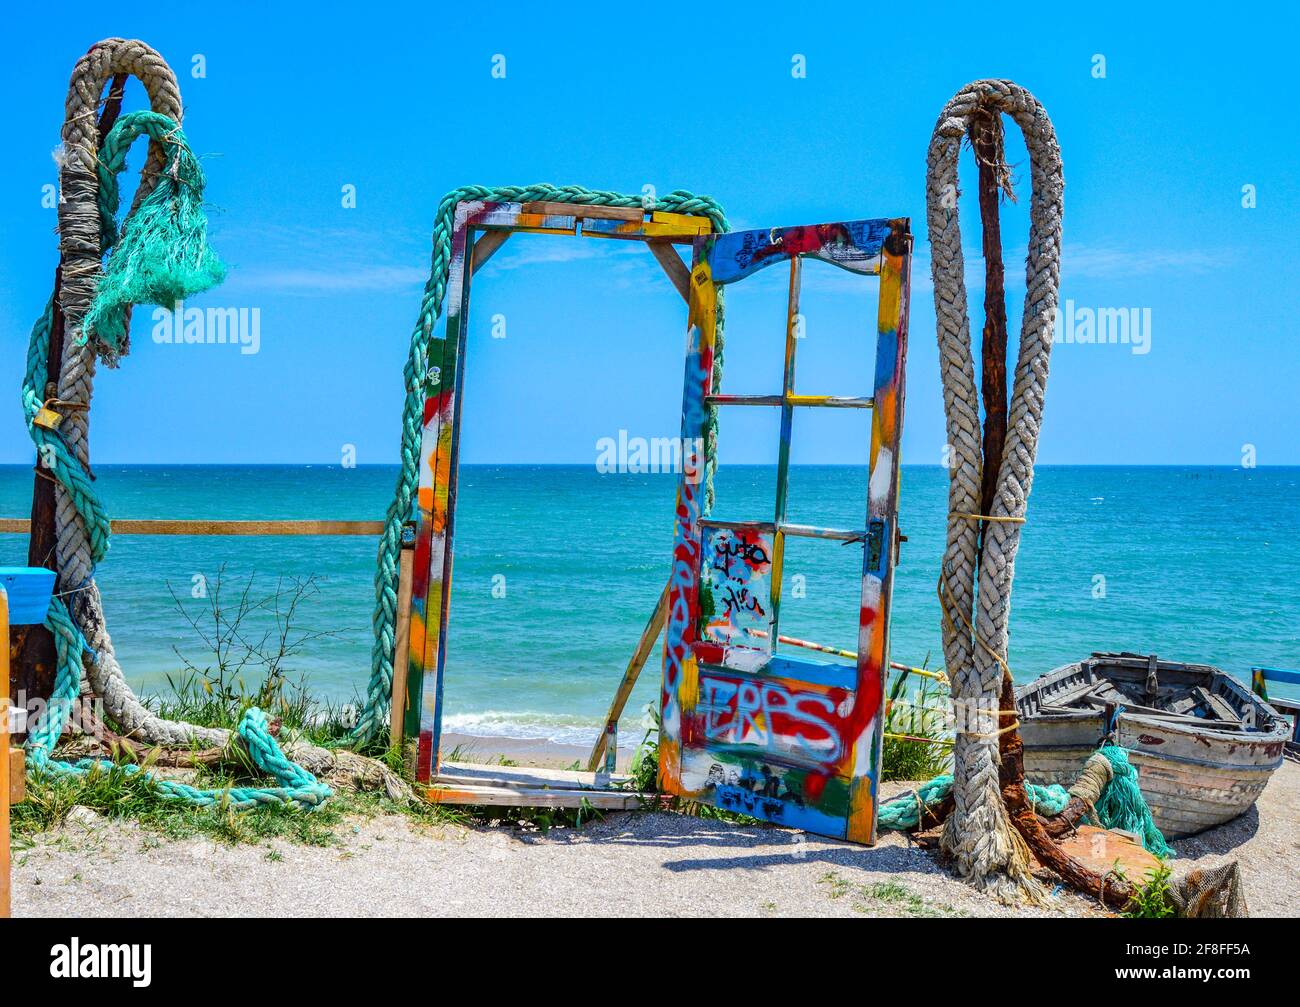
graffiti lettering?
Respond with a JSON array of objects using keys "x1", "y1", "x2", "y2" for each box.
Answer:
[{"x1": 698, "y1": 676, "x2": 843, "y2": 764}]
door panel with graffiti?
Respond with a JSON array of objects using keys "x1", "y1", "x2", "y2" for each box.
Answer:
[{"x1": 659, "y1": 218, "x2": 911, "y2": 844}]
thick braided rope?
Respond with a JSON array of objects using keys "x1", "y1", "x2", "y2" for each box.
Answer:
[
  {"x1": 22, "y1": 301, "x2": 112, "y2": 562},
  {"x1": 926, "y1": 80, "x2": 1063, "y2": 902},
  {"x1": 44, "y1": 41, "x2": 230, "y2": 749},
  {"x1": 26, "y1": 84, "x2": 333, "y2": 797},
  {"x1": 57, "y1": 51, "x2": 229, "y2": 749},
  {"x1": 352, "y1": 183, "x2": 729, "y2": 742}
]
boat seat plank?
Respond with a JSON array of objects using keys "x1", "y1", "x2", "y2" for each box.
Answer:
[{"x1": 1192, "y1": 687, "x2": 1241, "y2": 724}]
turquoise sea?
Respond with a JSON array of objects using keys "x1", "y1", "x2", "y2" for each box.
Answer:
[{"x1": 2, "y1": 464, "x2": 1297, "y2": 745}]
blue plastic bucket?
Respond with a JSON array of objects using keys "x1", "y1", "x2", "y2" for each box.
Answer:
[{"x1": 0, "y1": 567, "x2": 56, "y2": 626}]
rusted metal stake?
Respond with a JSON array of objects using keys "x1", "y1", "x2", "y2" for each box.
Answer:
[{"x1": 971, "y1": 105, "x2": 1010, "y2": 529}]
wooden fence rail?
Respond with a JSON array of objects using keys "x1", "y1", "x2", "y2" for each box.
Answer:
[{"x1": 0, "y1": 519, "x2": 384, "y2": 536}]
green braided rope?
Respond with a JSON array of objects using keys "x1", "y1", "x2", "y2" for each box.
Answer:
[
  {"x1": 876, "y1": 745, "x2": 1173, "y2": 856},
  {"x1": 876, "y1": 774, "x2": 1071, "y2": 831},
  {"x1": 22, "y1": 110, "x2": 326, "y2": 810},
  {"x1": 352, "y1": 183, "x2": 730, "y2": 742},
  {"x1": 27, "y1": 597, "x2": 330, "y2": 810},
  {"x1": 22, "y1": 299, "x2": 113, "y2": 564}
]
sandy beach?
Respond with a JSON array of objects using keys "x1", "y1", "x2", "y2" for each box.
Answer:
[{"x1": 11, "y1": 754, "x2": 1297, "y2": 919}]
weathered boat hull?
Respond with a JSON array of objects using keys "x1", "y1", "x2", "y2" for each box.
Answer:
[{"x1": 1017, "y1": 655, "x2": 1289, "y2": 839}]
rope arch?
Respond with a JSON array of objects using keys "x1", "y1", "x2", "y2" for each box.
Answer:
[
  {"x1": 925, "y1": 79, "x2": 1064, "y2": 901},
  {"x1": 49, "y1": 39, "x2": 234, "y2": 748}
]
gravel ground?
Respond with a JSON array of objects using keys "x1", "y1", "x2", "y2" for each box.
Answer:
[{"x1": 11, "y1": 760, "x2": 1298, "y2": 918}]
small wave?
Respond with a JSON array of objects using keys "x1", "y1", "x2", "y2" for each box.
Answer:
[{"x1": 442, "y1": 709, "x2": 610, "y2": 747}]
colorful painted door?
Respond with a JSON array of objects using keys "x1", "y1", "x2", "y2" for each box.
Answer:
[{"x1": 659, "y1": 218, "x2": 911, "y2": 845}]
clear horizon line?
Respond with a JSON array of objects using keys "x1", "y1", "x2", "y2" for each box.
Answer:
[{"x1": 0, "y1": 461, "x2": 1294, "y2": 469}]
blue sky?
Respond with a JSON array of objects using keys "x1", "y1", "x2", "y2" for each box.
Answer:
[{"x1": 1, "y1": 1, "x2": 1295, "y2": 466}]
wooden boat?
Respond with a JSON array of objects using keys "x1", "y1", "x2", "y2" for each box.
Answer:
[{"x1": 1016, "y1": 652, "x2": 1290, "y2": 838}]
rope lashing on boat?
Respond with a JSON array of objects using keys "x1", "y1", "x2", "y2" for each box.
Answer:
[
  {"x1": 351, "y1": 183, "x2": 730, "y2": 743},
  {"x1": 927, "y1": 80, "x2": 1064, "y2": 902},
  {"x1": 20, "y1": 40, "x2": 330, "y2": 808}
]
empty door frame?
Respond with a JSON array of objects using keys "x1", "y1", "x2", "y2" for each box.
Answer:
[{"x1": 406, "y1": 198, "x2": 713, "y2": 783}]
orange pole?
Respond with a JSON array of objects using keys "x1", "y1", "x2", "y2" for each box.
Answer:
[{"x1": 1, "y1": 588, "x2": 11, "y2": 918}]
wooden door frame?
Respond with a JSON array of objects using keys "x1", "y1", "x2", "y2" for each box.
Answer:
[
  {"x1": 407, "y1": 198, "x2": 714, "y2": 783},
  {"x1": 658, "y1": 218, "x2": 912, "y2": 844}
]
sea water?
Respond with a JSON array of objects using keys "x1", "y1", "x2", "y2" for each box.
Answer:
[{"x1": 1, "y1": 464, "x2": 1296, "y2": 745}]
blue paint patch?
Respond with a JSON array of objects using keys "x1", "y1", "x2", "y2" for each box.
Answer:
[
  {"x1": 698, "y1": 653, "x2": 855, "y2": 691},
  {"x1": 714, "y1": 784, "x2": 848, "y2": 837}
]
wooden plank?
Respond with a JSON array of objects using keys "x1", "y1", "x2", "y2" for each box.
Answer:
[
  {"x1": 7, "y1": 748, "x2": 20, "y2": 805},
  {"x1": 521, "y1": 200, "x2": 644, "y2": 222},
  {"x1": 470, "y1": 230, "x2": 511, "y2": 274},
  {"x1": 438, "y1": 761, "x2": 629, "y2": 790},
  {"x1": 704, "y1": 394, "x2": 875, "y2": 409},
  {"x1": 1045, "y1": 825, "x2": 1161, "y2": 884},
  {"x1": 706, "y1": 219, "x2": 895, "y2": 285},
  {"x1": 425, "y1": 783, "x2": 645, "y2": 810},
  {"x1": 388, "y1": 540, "x2": 415, "y2": 753},
  {"x1": 698, "y1": 518, "x2": 864, "y2": 542},
  {"x1": 647, "y1": 242, "x2": 692, "y2": 303},
  {"x1": 659, "y1": 245, "x2": 719, "y2": 797},
  {"x1": 1193, "y1": 686, "x2": 1241, "y2": 724},
  {"x1": 413, "y1": 199, "x2": 477, "y2": 782},
  {"x1": 1, "y1": 519, "x2": 383, "y2": 536},
  {"x1": 785, "y1": 395, "x2": 874, "y2": 408},
  {"x1": 705, "y1": 394, "x2": 784, "y2": 407},
  {"x1": 648, "y1": 211, "x2": 712, "y2": 235},
  {"x1": 587, "y1": 582, "x2": 670, "y2": 772},
  {"x1": 1255, "y1": 666, "x2": 1300, "y2": 688},
  {"x1": 845, "y1": 217, "x2": 911, "y2": 844}
]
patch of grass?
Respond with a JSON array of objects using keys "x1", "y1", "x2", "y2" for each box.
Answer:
[
  {"x1": 11, "y1": 756, "x2": 466, "y2": 849},
  {"x1": 881, "y1": 664, "x2": 952, "y2": 782},
  {"x1": 158, "y1": 566, "x2": 365, "y2": 749},
  {"x1": 1120, "y1": 862, "x2": 1178, "y2": 919},
  {"x1": 818, "y1": 871, "x2": 966, "y2": 917},
  {"x1": 476, "y1": 798, "x2": 604, "y2": 835},
  {"x1": 13, "y1": 567, "x2": 603, "y2": 850}
]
